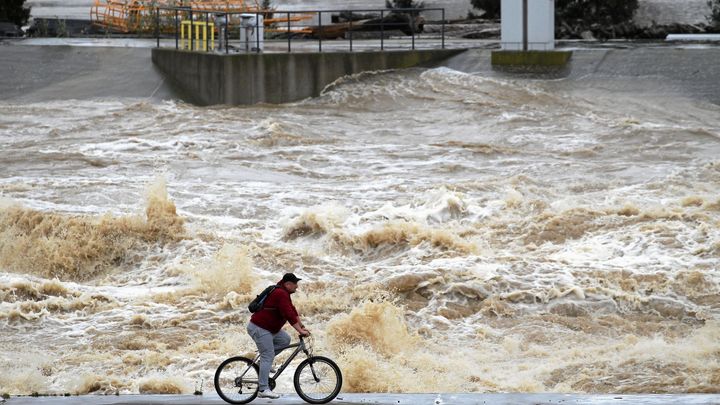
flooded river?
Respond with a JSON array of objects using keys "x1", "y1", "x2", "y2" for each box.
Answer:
[{"x1": 1, "y1": 49, "x2": 720, "y2": 395}]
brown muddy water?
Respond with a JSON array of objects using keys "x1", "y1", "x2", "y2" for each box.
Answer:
[{"x1": 1, "y1": 66, "x2": 719, "y2": 396}]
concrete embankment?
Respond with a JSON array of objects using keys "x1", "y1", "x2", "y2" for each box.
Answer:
[
  {"x1": 151, "y1": 48, "x2": 465, "y2": 105},
  {"x1": 0, "y1": 44, "x2": 181, "y2": 103},
  {"x1": 152, "y1": 45, "x2": 720, "y2": 106},
  {"x1": 2, "y1": 43, "x2": 720, "y2": 105},
  {"x1": 443, "y1": 46, "x2": 720, "y2": 105}
]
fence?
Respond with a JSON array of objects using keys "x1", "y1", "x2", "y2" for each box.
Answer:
[{"x1": 154, "y1": 6, "x2": 446, "y2": 53}]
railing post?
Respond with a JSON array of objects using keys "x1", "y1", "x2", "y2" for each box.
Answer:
[
  {"x1": 287, "y1": 11, "x2": 291, "y2": 52},
  {"x1": 205, "y1": 11, "x2": 210, "y2": 52},
  {"x1": 225, "y1": 12, "x2": 229, "y2": 54},
  {"x1": 380, "y1": 9, "x2": 384, "y2": 51},
  {"x1": 522, "y1": 0, "x2": 528, "y2": 51},
  {"x1": 411, "y1": 10, "x2": 415, "y2": 50},
  {"x1": 441, "y1": 8, "x2": 445, "y2": 49},
  {"x1": 189, "y1": 9, "x2": 194, "y2": 51},
  {"x1": 156, "y1": 7, "x2": 160, "y2": 48},
  {"x1": 349, "y1": 11, "x2": 353, "y2": 52},
  {"x1": 256, "y1": 12, "x2": 260, "y2": 53},
  {"x1": 318, "y1": 11, "x2": 322, "y2": 52},
  {"x1": 175, "y1": 9, "x2": 179, "y2": 50}
]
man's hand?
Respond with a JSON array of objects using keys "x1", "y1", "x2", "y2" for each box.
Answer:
[{"x1": 292, "y1": 321, "x2": 310, "y2": 337}]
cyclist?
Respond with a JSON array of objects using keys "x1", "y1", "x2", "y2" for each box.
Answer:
[{"x1": 246, "y1": 272, "x2": 310, "y2": 399}]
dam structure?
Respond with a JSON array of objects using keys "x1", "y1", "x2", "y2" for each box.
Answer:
[
  {"x1": 3, "y1": 41, "x2": 720, "y2": 106},
  {"x1": 150, "y1": 1, "x2": 576, "y2": 105},
  {"x1": 152, "y1": 48, "x2": 466, "y2": 105},
  {"x1": 150, "y1": 6, "x2": 464, "y2": 105}
]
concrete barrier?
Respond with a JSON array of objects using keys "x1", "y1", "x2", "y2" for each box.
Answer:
[
  {"x1": 0, "y1": 45, "x2": 179, "y2": 103},
  {"x1": 151, "y1": 48, "x2": 466, "y2": 105},
  {"x1": 3, "y1": 44, "x2": 718, "y2": 106},
  {"x1": 491, "y1": 50, "x2": 572, "y2": 66},
  {"x1": 443, "y1": 47, "x2": 720, "y2": 105}
]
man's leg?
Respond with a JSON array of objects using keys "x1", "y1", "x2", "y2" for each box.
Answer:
[
  {"x1": 247, "y1": 322, "x2": 275, "y2": 392},
  {"x1": 273, "y1": 329, "x2": 291, "y2": 355}
]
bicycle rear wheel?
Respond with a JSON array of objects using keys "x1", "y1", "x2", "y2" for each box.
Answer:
[
  {"x1": 214, "y1": 356, "x2": 259, "y2": 404},
  {"x1": 293, "y1": 356, "x2": 342, "y2": 404}
]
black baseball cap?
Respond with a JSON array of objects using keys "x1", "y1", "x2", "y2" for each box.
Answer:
[{"x1": 281, "y1": 273, "x2": 302, "y2": 283}]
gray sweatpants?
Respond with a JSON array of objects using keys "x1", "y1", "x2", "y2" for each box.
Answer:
[{"x1": 246, "y1": 322, "x2": 291, "y2": 391}]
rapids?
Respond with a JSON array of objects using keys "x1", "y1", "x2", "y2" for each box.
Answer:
[{"x1": 1, "y1": 67, "x2": 719, "y2": 395}]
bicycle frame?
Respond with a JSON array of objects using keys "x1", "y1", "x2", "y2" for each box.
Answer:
[
  {"x1": 217, "y1": 335, "x2": 341, "y2": 404},
  {"x1": 244, "y1": 337, "x2": 310, "y2": 381}
]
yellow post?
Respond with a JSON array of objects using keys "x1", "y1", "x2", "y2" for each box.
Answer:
[
  {"x1": 180, "y1": 20, "x2": 191, "y2": 50},
  {"x1": 202, "y1": 21, "x2": 207, "y2": 51},
  {"x1": 180, "y1": 20, "x2": 215, "y2": 52},
  {"x1": 194, "y1": 21, "x2": 201, "y2": 51}
]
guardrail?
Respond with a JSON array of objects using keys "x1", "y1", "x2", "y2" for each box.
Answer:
[{"x1": 154, "y1": 6, "x2": 446, "y2": 53}]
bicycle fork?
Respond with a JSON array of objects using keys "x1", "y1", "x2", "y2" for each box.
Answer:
[{"x1": 302, "y1": 347, "x2": 321, "y2": 383}]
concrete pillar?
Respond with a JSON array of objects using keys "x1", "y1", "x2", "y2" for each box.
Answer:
[{"x1": 501, "y1": 0, "x2": 555, "y2": 50}]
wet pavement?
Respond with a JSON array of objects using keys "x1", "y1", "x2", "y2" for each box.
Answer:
[{"x1": 5, "y1": 393, "x2": 720, "y2": 405}]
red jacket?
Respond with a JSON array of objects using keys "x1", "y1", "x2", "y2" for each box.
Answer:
[{"x1": 250, "y1": 282, "x2": 300, "y2": 334}]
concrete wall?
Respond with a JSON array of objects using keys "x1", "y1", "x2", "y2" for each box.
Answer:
[
  {"x1": 0, "y1": 45, "x2": 181, "y2": 103},
  {"x1": 151, "y1": 48, "x2": 465, "y2": 105},
  {"x1": 443, "y1": 47, "x2": 720, "y2": 105},
  {"x1": 4, "y1": 44, "x2": 718, "y2": 106}
]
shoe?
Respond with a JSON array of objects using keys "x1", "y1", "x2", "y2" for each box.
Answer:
[{"x1": 258, "y1": 389, "x2": 280, "y2": 399}]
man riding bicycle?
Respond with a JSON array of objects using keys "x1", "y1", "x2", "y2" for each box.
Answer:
[{"x1": 246, "y1": 273, "x2": 310, "y2": 399}]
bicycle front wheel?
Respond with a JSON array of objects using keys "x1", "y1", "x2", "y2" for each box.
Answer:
[
  {"x1": 214, "y1": 356, "x2": 259, "y2": 405},
  {"x1": 293, "y1": 356, "x2": 342, "y2": 404}
]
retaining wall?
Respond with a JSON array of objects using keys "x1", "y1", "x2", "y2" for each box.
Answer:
[{"x1": 151, "y1": 48, "x2": 465, "y2": 105}]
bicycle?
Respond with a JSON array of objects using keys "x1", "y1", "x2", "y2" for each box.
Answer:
[{"x1": 214, "y1": 335, "x2": 343, "y2": 404}]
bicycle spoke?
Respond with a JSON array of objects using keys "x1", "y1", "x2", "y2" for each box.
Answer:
[
  {"x1": 294, "y1": 357, "x2": 342, "y2": 403},
  {"x1": 215, "y1": 357, "x2": 259, "y2": 404}
]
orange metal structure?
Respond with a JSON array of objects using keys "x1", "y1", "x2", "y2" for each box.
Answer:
[{"x1": 91, "y1": 0, "x2": 272, "y2": 33}]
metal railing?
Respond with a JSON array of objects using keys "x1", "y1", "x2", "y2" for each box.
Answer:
[{"x1": 154, "y1": 6, "x2": 446, "y2": 53}]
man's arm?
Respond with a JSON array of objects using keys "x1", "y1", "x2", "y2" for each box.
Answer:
[
  {"x1": 292, "y1": 321, "x2": 310, "y2": 337},
  {"x1": 276, "y1": 291, "x2": 309, "y2": 336}
]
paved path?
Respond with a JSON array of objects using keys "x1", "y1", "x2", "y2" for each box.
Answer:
[{"x1": 4, "y1": 393, "x2": 720, "y2": 405}]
